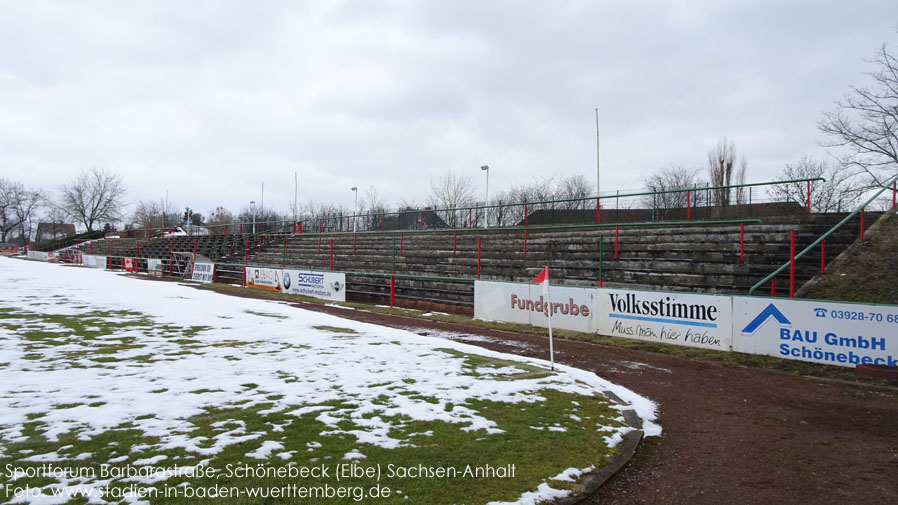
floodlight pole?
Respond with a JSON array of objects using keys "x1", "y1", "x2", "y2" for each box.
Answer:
[{"x1": 250, "y1": 200, "x2": 256, "y2": 234}]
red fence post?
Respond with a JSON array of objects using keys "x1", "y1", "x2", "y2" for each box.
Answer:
[
  {"x1": 524, "y1": 204, "x2": 528, "y2": 227},
  {"x1": 860, "y1": 209, "x2": 865, "y2": 240},
  {"x1": 820, "y1": 240, "x2": 826, "y2": 274},
  {"x1": 353, "y1": 234, "x2": 357, "y2": 254},
  {"x1": 687, "y1": 191, "x2": 691, "y2": 220},
  {"x1": 346, "y1": 217, "x2": 350, "y2": 232},
  {"x1": 330, "y1": 239, "x2": 334, "y2": 270},
  {"x1": 789, "y1": 230, "x2": 795, "y2": 299},
  {"x1": 740, "y1": 222, "x2": 745, "y2": 261},
  {"x1": 477, "y1": 235, "x2": 481, "y2": 279},
  {"x1": 771, "y1": 278, "x2": 776, "y2": 298},
  {"x1": 390, "y1": 276, "x2": 395, "y2": 307},
  {"x1": 806, "y1": 180, "x2": 811, "y2": 214},
  {"x1": 614, "y1": 226, "x2": 619, "y2": 259},
  {"x1": 381, "y1": 214, "x2": 385, "y2": 231},
  {"x1": 453, "y1": 231, "x2": 457, "y2": 256}
]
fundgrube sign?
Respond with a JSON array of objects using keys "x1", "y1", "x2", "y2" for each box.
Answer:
[{"x1": 475, "y1": 281, "x2": 597, "y2": 333}]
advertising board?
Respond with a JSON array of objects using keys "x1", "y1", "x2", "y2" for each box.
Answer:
[
  {"x1": 474, "y1": 281, "x2": 597, "y2": 333},
  {"x1": 191, "y1": 262, "x2": 215, "y2": 283},
  {"x1": 733, "y1": 297, "x2": 897, "y2": 368},
  {"x1": 245, "y1": 266, "x2": 281, "y2": 291},
  {"x1": 281, "y1": 269, "x2": 346, "y2": 302}
]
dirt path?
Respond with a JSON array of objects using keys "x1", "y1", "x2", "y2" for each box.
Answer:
[{"x1": 280, "y1": 300, "x2": 898, "y2": 505}]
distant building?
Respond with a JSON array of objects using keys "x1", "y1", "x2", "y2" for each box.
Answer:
[{"x1": 36, "y1": 223, "x2": 76, "y2": 242}]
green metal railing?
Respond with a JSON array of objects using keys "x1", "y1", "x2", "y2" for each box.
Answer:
[
  {"x1": 104, "y1": 177, "x2": 822, "y2": 241},
  {"x1": 748, "y1": 173, "x2": 898, "y2": 296}
]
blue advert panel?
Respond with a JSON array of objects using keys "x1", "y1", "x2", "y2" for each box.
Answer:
[{"x1": 733, "y1": 297, "x2": 897, "y2": 368}]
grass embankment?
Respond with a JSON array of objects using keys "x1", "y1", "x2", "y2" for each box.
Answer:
[{"x1": 804, "y1": 209, "x2": 898, "y2": 305}]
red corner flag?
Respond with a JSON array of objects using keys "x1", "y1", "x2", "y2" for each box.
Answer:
[
  {"x1": 532, "y1": 266, "x2": 549, "y2": 294},
  {"x1": 531, "y1": 265, "x2": 554, "y2": 370}
]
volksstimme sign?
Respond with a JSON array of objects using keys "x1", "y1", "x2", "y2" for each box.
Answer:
[{"x1": 597, "y1": 289, "x2": 732, "y2": 351}]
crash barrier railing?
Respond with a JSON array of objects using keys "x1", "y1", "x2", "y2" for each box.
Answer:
[
  {"x1": 78, "y1": 177, "x2": 824, "y2": 245},
  {"x1": 748, "y1": 173, "x2": 898, "y2": 299}
]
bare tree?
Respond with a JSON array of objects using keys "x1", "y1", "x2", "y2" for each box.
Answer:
[
  {"x1": 206, "y1": 206, "x2": 235, "y2": 227},
  {"x1": 707, "y1": 138, "x2": 747, "y2": 207},
  {"x1": 428, "y1": 169, "x2": 476, "y2": 209},
  {"x1": 819, "y1": 38, "x2": 898, "y2": 186},
  {"x1": 427, "y1": 170, "x2": 477, "y2": 228},
  {"x1": 0, "y1": 178, "x2": 45, "y2": 244},
  {"x1": 642, "y1": 165, "x2": 705, "y2": 213},
  {"x1": 360, "y1": 186, "x2": 388, "y2": 230},
  {"x1": 59, "y1": 168, "x2": 127, "y2": 231},
  {"x1": 131, "y1": 198, "x2": 180, "y2": 230},
  {"x1": 770, "y1": 156, "x2": 864, "y2": 212},
  {"x1": 556, "y1": 174, "x2": 591, "y2": 209}
]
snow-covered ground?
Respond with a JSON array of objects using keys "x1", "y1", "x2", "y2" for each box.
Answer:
[{"x1": 0, "y1": 257, "x2": 658, "y2": 504}]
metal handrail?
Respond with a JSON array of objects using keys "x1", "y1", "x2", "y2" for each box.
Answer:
[
  {"x1": 748, "y1": 173, "x2": 898, "y2": 296},
  {"x1": 105, "y1": 177, "x2": 822, "y2": 239}
]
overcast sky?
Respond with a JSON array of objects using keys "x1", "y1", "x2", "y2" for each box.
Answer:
[{"x1": 1, "y1": 1, "x2": 896, "y2": 219}]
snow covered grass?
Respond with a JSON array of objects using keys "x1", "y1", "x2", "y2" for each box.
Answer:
[{"x1": 0, "y1": 258, "x2": 658, "y2": 505}]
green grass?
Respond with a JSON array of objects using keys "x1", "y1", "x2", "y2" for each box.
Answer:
[
  {"x1": 1, "y1": 391, "x2": 624, "y2": 504},
  {"x1": 1, "y1": 293, "x2": 633, "y2": 504}
]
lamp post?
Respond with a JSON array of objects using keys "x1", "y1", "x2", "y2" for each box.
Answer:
[
  {"x1": 250, "y1": 200, "x2": 256, "y2": 234},
  {"x1": 351, "y1": 187, "x2": 358, "y2": 232},
  {"x1": 481, "y1": 165, "x2": 489, "y2": 228}
]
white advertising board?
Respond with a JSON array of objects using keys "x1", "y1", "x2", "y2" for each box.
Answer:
[
  {"x1": 191, "y1": 262, "x2": 215, "y2": 283},
  {"x1": 27, "y1": 251, "x2": 48, "y2": 261},
  {"x1": 146, "y1": 258, "x2": 163, "y2": 274},
  {"x1": 282, "y1": 269, "x2": 346, "y2": 302},
  {"x1": 733, "y1": 297, "x2": 898, "y2": 368},
  {"x1": 245, "y1": 266, "x2": 282, "y2": 291},
  {"x1": 82, "y1": 255, "x2": 104, "y2": 268},
  {"x1": 595, "y1": 288, "x2": 733, "y2": 350},
  {"x1": 474, "y1": 281, "x2": 597, "y2": 333}
]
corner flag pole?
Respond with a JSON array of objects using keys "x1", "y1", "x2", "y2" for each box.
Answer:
[
  {"x1": 532, "y1": 266, "x2": 554, "y2": 371},
  {"x1": 547, "y1": 272, "x2": 554, "y2": 371}
]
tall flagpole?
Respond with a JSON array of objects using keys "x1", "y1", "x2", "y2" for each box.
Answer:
[{"x1": 595, "y1": 108, "x2": 600, "y2": 198}]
